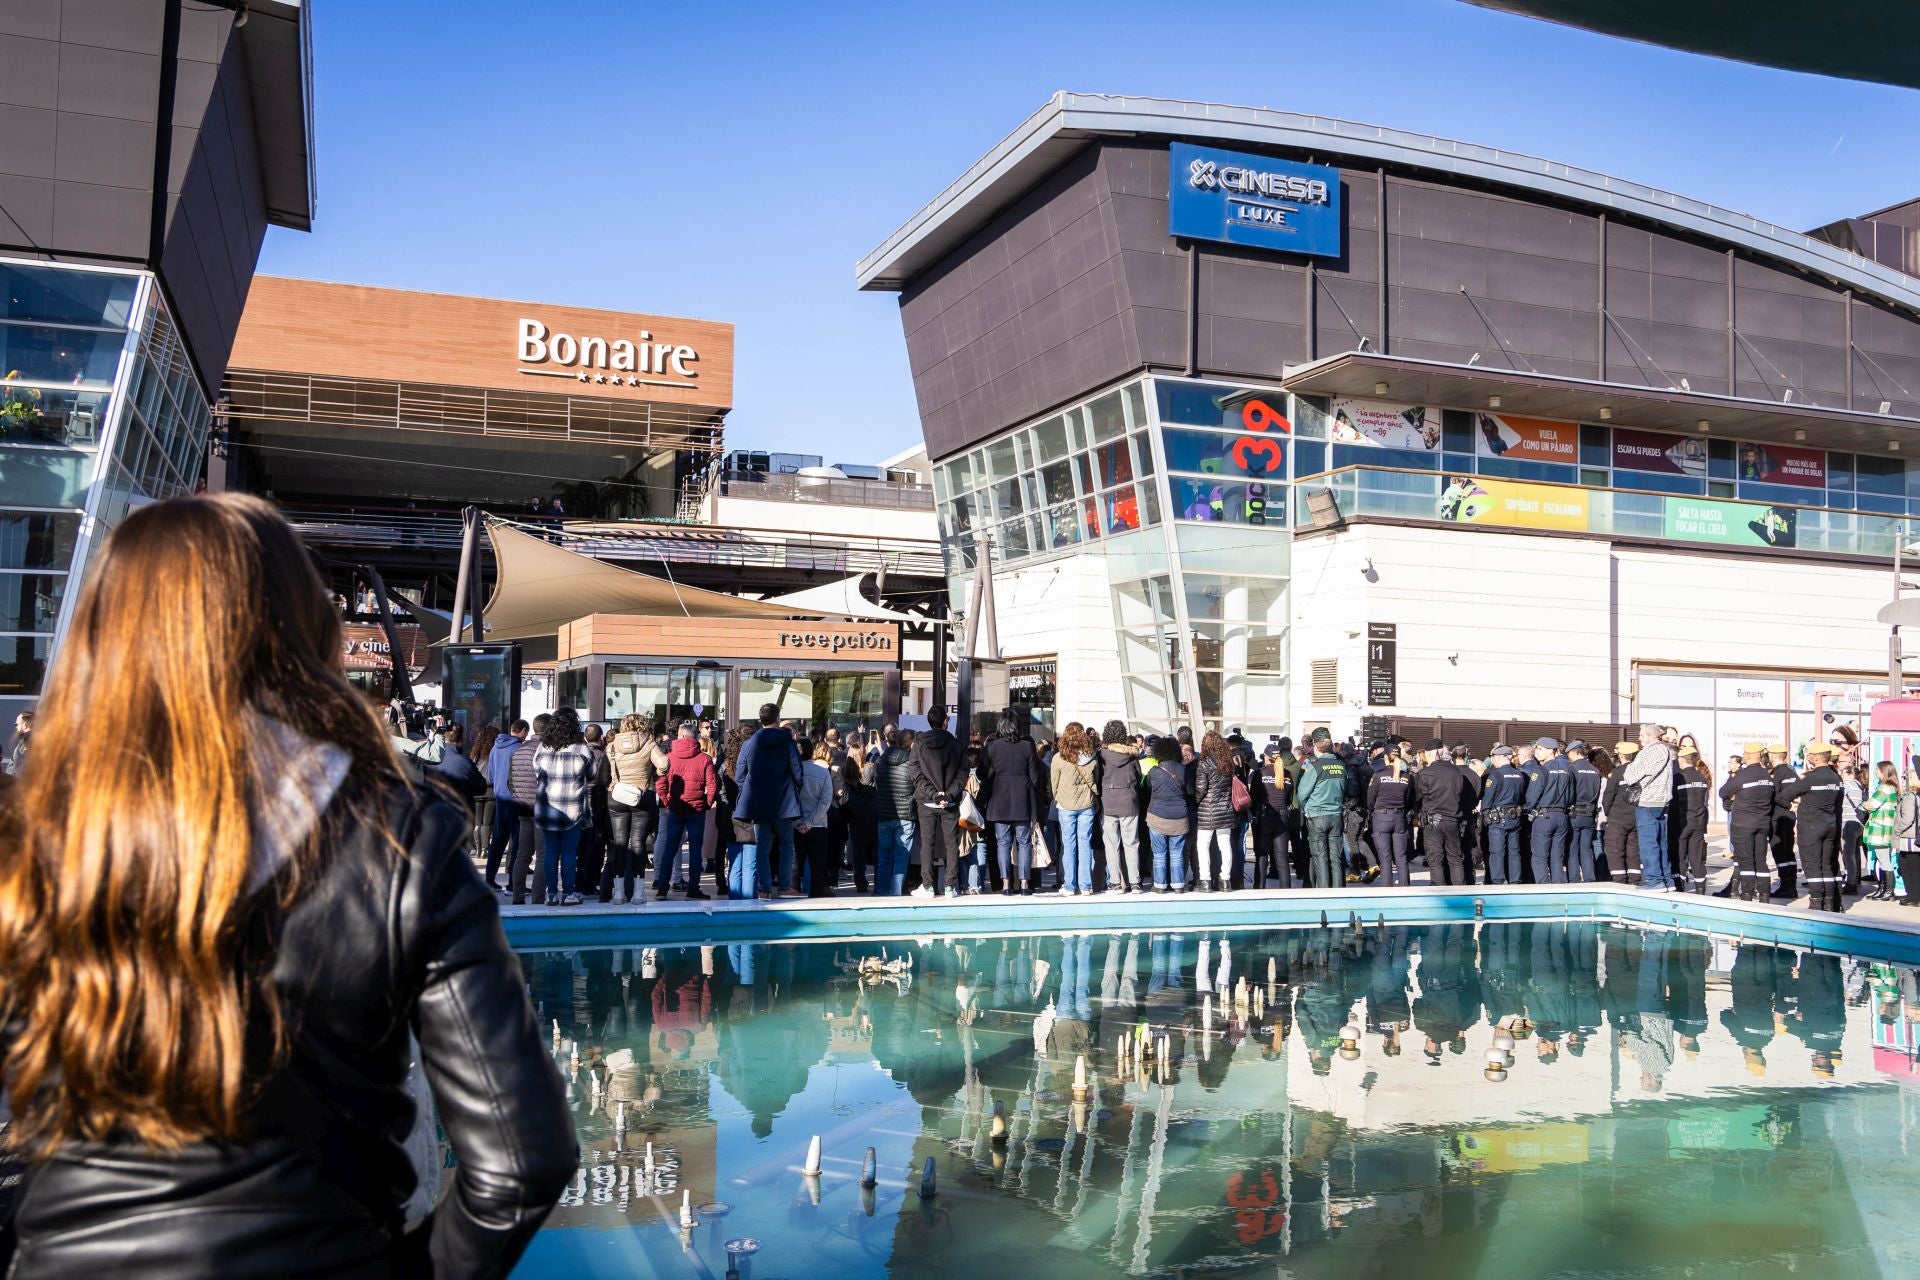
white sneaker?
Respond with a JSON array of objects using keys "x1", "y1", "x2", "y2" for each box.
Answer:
[
  {"x1": 910, "y1": 886, "x2": 935, "y2": 899},
  {"x1": 1063, "y1": 888, "x2": 1079, "y2": 897},
  {"x1": 612, "y1": 887, "x2": 628, "y2": 905},
  {"x1": 945, "y1": 887, "x2": 960, "y2": 898}
]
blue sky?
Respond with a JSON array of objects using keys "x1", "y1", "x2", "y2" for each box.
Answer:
[{"x1": 260, "y1": 0, "x2": 1920, "y2": 462}]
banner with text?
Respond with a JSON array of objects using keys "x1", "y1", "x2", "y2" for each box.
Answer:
[
  {"x1": 1663, "y1": 497, "x2": 1797, "y2": 549},
  {"x1": 1437, "y1": 475, "x2": 1590, "y2": 531},
  {"x1": 1737, "y1": 441, "x2": 1825, "y2": 488},
  {"x1": 1612, "y1": 428, "x2": 1708, "y2": 477},
  {"x1": 1329, "y1": 398, "x2": 1440, "y2": 451},
  {"x1": 1474, "y1": 412, "x2": 1578, "y2": 463}
]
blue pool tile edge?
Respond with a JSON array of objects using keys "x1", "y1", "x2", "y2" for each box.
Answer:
[{"x1": 499, "y1": 885, "x2": 1920, "y2": 962}]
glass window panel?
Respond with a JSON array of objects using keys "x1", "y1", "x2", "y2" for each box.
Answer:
[
  {"x1": 1292, "y1": 441, "x2": 1327, "y2": 477},
  {"x1": 991, "y1": 475, "x2": 1026, "y2": 519},
  {"x1": 0, "y1": 264, "x2": 137, "y2": 327},
  {"x1": 0, "y1": 634, "x2": 50, "y2": 698},
  {"x1": 1112, "y1": 576, "x2": 1176, "y2": 628},
  {"x1": 1857, "y1": 492, "x2": 1905, "y2": 515},
  {"x1": 1828, "y1": 452, "x2": 1855, "y2": 488},
  {"x1": 1096, "y1": 438, "x2": 1135, "y2": 488},
  {"x1": 1156, "y1": 379, "x2": 1248, "y2": 429},
  {"x1": 985, "y1": 438, "x2": 1018, "y2": 481},
  {"x1": 1332, "y1": 443, "x2": 1438, "y2": 471},
  {"x1": 1079, "y1": 497, "x2": 1101, "y2": 542},
  {"x1": 1616, "y1": 470, "x2": 1704, "y2": 496},
  {"x1": 0, "y1": 511, "x2": 79, "y2": 570},
  {"x1": 1123, "y1": 381, "x2": 1148, "y2": 431},
  {"x1": 738, "y1": 669, "x2": 885, "y2": 736},
  {"x1": 1099, "y1": 485, "x2": 1142, "y2": 533},
  {"x1": 1032, "y1": 416, "x2": 1068, "y2": 462},
  {"x1": 1136, "y1": 435, "x2": 1155, "y2": 476},
  {"x1": 1441, "y1": 410, "x2": 1474, "y2": 452},
  {"x1": 1040, "y1": 458, "x2": 1075, "y2": 504},
  {"x1": 1441, "y1": 451, "x2": 1473, "y2": 475},
  {"x1": 0, "y1": 385, "x2": 112, "y2": 446},
  {"x1": 998, "y1": 517, "x2": 1032, "y2": 560},
  {"x1": 0, "y1": 571, "x2": 64, "y2": 632},
  {"x1": 1138, "y1": 478, "x2": 1162, "y2": 527},
  {"x1": 1708, "y1": 481, "x2": 1736, "y2": 499},
  {"x1": 1856, "y1": 454, "x2": 1903, "y2": 497},
  {"x1": 1581, "y1": 468, "x2": 1610, "y2": 487},
  {"x1": 1708, "y1": 439, "x2": 1736, "y2": 479},
  {"x1": 1043, "y1": 502, "x2": 1081, "y2": 550},
  {"x1": 0, "y1": 446, "x2": 96, "y2": 509},
  {"x1": 1291, "y1": 394, "x2": 1329, "y2": 439},
  {"x1": 1063, "y1": 406, "x2": 1086, "y2": 453},
  {"x1": 1740, "y1": 480, "x2": 1818, "y2": 506},
  {"x1": 1475, "y1": 455, "x2": 1577, "y2": 483},
  {"x1": 1161, "y1": 427, "x2": 1283, "y2": 479},
  {"x1": 0, "y1": 326, "x2": 125, "y2": 387},
  {"x1": 1579, "y1": 424, "x2": 1611, "y2": 466},
  {"x1": 1087, "y1": 391, "x2": 1126, "y2": 442},
  {"x1": 1184, "y1": 575, "x2": 1288, "y2": 626},
  {"x1": 1169, "y1": 477, "x2": 1281, "y2": 524}
]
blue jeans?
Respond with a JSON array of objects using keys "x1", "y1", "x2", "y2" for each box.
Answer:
[
  {"x1": 994, "y1": 821, "x2": 1032, "y2": 886},
  {"x1": 1634, "y1": 806, "x2": 1672, "y2": 889},
  {"x1": 876, "y1": 819, "x2": 913, "y2": 895},
  {"x1": 756, "y1": 819, "x2": 799, "y2": 890},
  {"x1": 726, "y1": 840, "x2": 759, "y2": 899},
  {"x1": 1149, "y1": 827, "x2": 1186, "y2": 889},
  {"x1": 1059, "y1": 807, "x2": 1095, "y2": 893},
  {"x1": 654, "y1": 810, "x2": 707, "y2": 891},
  {"x1": 539, "y1": 817, "x2": 583, "y2": 899}
]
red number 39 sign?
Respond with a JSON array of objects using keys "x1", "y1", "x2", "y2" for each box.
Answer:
[{"x1": 1229, "y1": 398, "x2": 1290, "y2": 474}]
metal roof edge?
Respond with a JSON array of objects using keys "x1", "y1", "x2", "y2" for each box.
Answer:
[{"x1": 856, "y1": 93, "x2": 1920, "y2": 316}]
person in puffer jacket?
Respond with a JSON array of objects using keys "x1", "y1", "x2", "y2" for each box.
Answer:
[
  {"x1": 1143, "y1": 736, "x2": 1192, "y2": 892},
  {"x1": 1096, "y1": 721, "x2": 1142, "y2": 894},
  {"x1": 872, "y1": 731, "x2": 919, "y2": 895},
  {"x1": 654, "y1": 721, "x2": 717, "y2": 900}
]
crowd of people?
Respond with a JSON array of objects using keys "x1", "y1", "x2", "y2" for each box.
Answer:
[{"x1": 392, "y1": 702, "x2": 1915, "y2": 915}]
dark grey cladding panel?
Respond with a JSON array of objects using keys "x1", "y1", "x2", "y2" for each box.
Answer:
[
  {"x1": 48, "y1": 177, "x2": 146, "y2": 255},
  {"x1": 54, "y1": 109, "x2": 151, "y2": 188},
  {"x1": 58, "y1": 0, "x2": 165, "y2": 55},
  {"x1": 1856, "y1": 297, "x2": 1920, "y2": 360},
  {"x1": 1605, "y1": 316, "x2": 1733, "y2": 388},
  {"x1": 1649, "y1": 273, "x2": 1728, "y2": 330},
  {"x1": 0, "y1": 34, "x2": 59, "y2": 108},
  {"x1": 1201, "y1": 250, "x2": 1308, "y2": 324},
  {"x1": 1201, "y1": 313, "x2": 1304, "y2": 380},
  {"x1": 0, "y1": 104, "x2": 56, "y2": 178},
  {"x1": 1648, "y1": 231, "x2": 1726, "y2": 285},
  {"x1": 0, "y1": 174, "x2": 53, "y2": 244}
]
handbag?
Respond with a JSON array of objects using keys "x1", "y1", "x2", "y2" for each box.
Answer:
[
  {"x1": 1231, "y1": 775, "x2": 1252, "y2": 813},
  {"x1": 610, "y1": 781, "x2": 646, "y2": 807},
  {"x1": 1030, "y1": 821, "x2": 1053, "y2": 869},
  {"x1": 957, "y1": 791, "x2": 986, "y2": 832}
]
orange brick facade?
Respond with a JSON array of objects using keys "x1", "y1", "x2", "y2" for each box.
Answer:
[{"x1": 228, "y1": 277, "x2": 733, "y2": 410}]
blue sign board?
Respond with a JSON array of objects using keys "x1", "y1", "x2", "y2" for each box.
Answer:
[{"x1": 1168, "y1": 142, "x2": 1342, "y2": 258}]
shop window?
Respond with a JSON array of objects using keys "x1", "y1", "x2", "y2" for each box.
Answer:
[
  {"x1": 1044, "y1": 503, "x2": 1082, "y2": 549},
  {"x1": 0, "y1": 446, "x2": 97, "y2": 509},
  {"x1": 1081, "y1": 497, "x2": 1101, "y2": 542},
  {"x1": 1095, "y1": 438, "x2": 1135, "y2": 488},
  {"x1": 1291, "y1": 441, "x2": 1327, "y2": 477},
  {"x1": 985, "y1": 438, "x2": 1019, "y2": 481},
  {"x1": 1075, "y1": 453, "x2": 1095, "y2": 495},
  {"x1": 1828, "y1": 452, "x2": 1855, "y2": 489},
  {"x1": 1032, "y1": 415, "x2": 1068, "y2": 462},
  {"x1": 1856, "y1": 453, "x2": 1904, "y2": 498},
  {"x1": 1138, "y1": 479, "x2": 1162, "y2": 527},
  {"x1": 1441, "y1": 410, "x2": 1474, "y2": 453},
  {"x1": 1168, "y1": 477, "x2": 1281, "y2": 524},
  {"x1": 1087, "y1": 390, "x2": 1127, "y2": 443},
  {"x1": 1099, "y1": 485, "x2": 1142, "y2": 534},
  {"x1": 555, "y1": 666, "x2": 589, "y2": 713},
  {"x1": 1040, "y1": 459, "x2": 1075, "y2": 504},
  {"x1": 1579, "y1": 424, "x2": 1611, "y2": 467},
  {"x1": 737, "y1": 669, "x2": 885, "y2": 735},
  {"x1": 0, "y1": 634, "x2": 50, "y2": 699},
  {"x1": 1, "y1": 263, "x2": 138, "y2": 327},
  {"x1": 1162, "y1": 427, "x2": 1285, "y2": 479},
  {"x1": 1707, "y1": 439, "x2": 1736, "y2": 479},
  {"x1": 1155, "y1": 380, "x2": 1240, "y2": 429},
  {"x1": 0, "y1": 326, "x2": 125, "y2": 388},
  {"x1": 1291, "y1": 394, "x2": 1330, "y2": 439}
]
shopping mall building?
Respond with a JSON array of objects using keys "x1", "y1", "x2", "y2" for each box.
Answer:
[
  {"x1": 859, "y1": 93, "x2": 1920, "y2": 768},
  {"x1": 0, "y1": 0, "x2": 313, "y2": 723}
]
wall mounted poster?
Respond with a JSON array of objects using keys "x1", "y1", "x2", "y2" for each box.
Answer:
[
  {"x1": 1737, "y1": 441, "x2": 1825, "y2": 488},
  {"x1": 1663, "y1": 497, "x2": 1797, "y2": 548},
  {"x1": 1438, "y1": 475, "x2": 1589, "y2": 531},
  {"x1": 1329, "y1": 398, "x2": 1439, "y2": 451},
  {"x1": 1474, "y1": 412, "x2": 1578, "y2": 463},
  {"x1": 1612, "y1": 428, "x2": 1709, "y2": 478}
]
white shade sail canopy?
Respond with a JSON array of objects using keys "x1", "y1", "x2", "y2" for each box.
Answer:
[
  {"x1": 477, "y1": 519, "x2": 853, "y2": 641},
  {"x1": 764, "y1": 574, "x2": 919, "y2": 623}
]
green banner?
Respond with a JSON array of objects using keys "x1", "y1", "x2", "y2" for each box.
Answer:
[{"x1": 1663, "y1": 497, "x2": 1796, "y2": 549}]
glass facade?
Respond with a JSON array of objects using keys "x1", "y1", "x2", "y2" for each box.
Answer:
[
  {"x1": 0, "y1": 257, "x2": 213, "y2": 718},
  {"x1": 934, "y1": 375, "x2": 1295, "y2": 738}
]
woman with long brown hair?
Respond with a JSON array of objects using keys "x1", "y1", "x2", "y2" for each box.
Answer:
[{"x1": 0, "y1": 495, "x2": 573, "y2": 1277}]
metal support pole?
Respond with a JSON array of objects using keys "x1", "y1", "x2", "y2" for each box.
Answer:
[
  {"x1": 467, "y1": 511, "x2": 488, "y2": 642},
  {"x1": 448, "y1": 506, "x2": 477, "y2": 646},
  {"x1": 1893, "y1": 518, "x2": 1905, "y2": 699}
]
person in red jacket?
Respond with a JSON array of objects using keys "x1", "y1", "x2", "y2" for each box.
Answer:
[{"x1": 654, "y1": 720, "x2": 718, "y2": 899}]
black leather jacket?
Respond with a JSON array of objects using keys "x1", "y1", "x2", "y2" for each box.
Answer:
[{"x1": 4, "y1": 783, "x2": 576, "y2": 1279}]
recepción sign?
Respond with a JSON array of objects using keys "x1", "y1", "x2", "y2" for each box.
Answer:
[
  {"x1": 1169, "y1": 142, "x2": 1342, "y2": 258},
  {"x1": 1663, "y1": 497, "x2": 1797, "y2": 549}
]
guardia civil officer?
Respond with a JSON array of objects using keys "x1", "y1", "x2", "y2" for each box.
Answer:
[
  {"x1": 1411, "y1": 739, "x2": 1468, "y2": 886},
  {"x1": 1671, "y1": 749, "x2": 1712, "y2": 891},
  {"x1": 1524, "y1": 737, "x2": 1575, "y2": 883},
  {"x1": 1601, "y1": 742, "x2": 1641, "y2": 885},
  {"x1": 1766, "y1": 742, "x2": 1800, "y2": 898},
  {"x1": 1295, "y1": 728, "x2": 1349, "y2": 888},
  {"x1": 1780, "y1": 740, "x2": 1845, "y2": 912},
  {"x1": 1479, "y1": 745, "x2": 1528, "y2": 885},
  {"x1": 1366, "y1": 750, "x2": 1414, "y2": 886},
  {"x1": 1720, "y1": 742, "x2": 1777, "y2": 902},
  {"x1": 1566, "y1": 740, "x2": 1603, "y2": 884}
]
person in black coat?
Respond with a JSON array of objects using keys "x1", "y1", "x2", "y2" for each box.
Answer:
[{"x1": 976, "y1": 712, "x2": 1046, "y2": 895}]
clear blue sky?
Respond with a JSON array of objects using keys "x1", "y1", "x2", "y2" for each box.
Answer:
[{"x1": 260, "y1": 0, "x2": 1920, "y2": 462}]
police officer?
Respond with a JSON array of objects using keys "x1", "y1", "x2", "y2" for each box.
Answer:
[
  {"x1": 1366, "y1": 750, "x2": 1415, "y2": 886},
  {"x1": 1566, "y1": 740, "x2": 1602, "y2": 884},
  {"x1": 1294, "y1": 728, "x2": 1348, "y2": 889},
  {"x1": 1341, "y1": 741, "x2": 1379, "y2": 884},
  {"x1": 1671, "y1": 749, "x2": 1712, "y2": 892},
  {"x1": 1719, "y1": 742, "x2": 1777, "y2": 902},
  {"x1": 1480, "y1": 745, "x2": 1528, "y2": 885},
  {"x1": 1455, "y1": 744, "x2": 1484, "y2": 878},
  {"x1": 1516, "y1": 741, "x2": 1544, "y2": 878},
  {"x1": 1524, "y1": 737, "x2": 1575, "y2": 884},
  {"x1": 1765, "y1": 742, "x2": 1799, "y2": 898},
  {"x1": 1251, "y1": 742, "x2": 1294, "y2": 889},
  {"x1": 1780, "y1": 740, "x2": 1845, "y2": 912},
  {"x1": 1412, "y1": 738, "x2": 1468, "y2": 885},
  {"x1": 1602, "y1": 742, "x2": 1642, "y2": 885}
]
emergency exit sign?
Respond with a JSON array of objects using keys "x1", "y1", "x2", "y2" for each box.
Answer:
[{"x1": 1367, "y1": 622, "x2": 1397, "y2": 707}]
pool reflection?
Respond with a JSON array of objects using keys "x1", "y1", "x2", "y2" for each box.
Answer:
[{"x1": 506, "y1": 923, "x2": 1920, "y2": 1278}]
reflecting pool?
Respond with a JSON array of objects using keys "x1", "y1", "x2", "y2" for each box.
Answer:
[{"x1": 503, "y1": 923, "x2": 1920, "y2": 1278}]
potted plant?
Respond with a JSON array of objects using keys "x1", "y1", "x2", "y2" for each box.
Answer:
[{"x1": 0, "y1": 372, "x2": 41, "y2": 437}]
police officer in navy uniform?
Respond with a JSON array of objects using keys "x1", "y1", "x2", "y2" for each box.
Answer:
[
  {"x1": 1719, "y1": 742, "x2": 1777, "y2": 902},
  {"x1": 1365, "y1": 751, "x2": 1415, "y2": 886},
  {"x1": 1516, "y1": 743, "x2": 1544, "y2": 879},
  {"x1": 1411, "y1": 738, "x2": 1468, "y2": 886},
  {"x1": 1479, "y1": 745, "x2": 1528, "y2": 885},
  {"x1": 1524, "y1": 737, "x2": 1575, "y2": 884},
  {"x1": 1566, "y1": 740, "x2": 1602, "y2": 884},
  {"x1": 1780, "y1": 740, "x2": 1845, "y2": 912},
  {"x1": 1454, "y1": 744, "x2": 1484, "y2": 879}
]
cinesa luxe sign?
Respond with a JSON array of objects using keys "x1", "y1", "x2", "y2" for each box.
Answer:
[
  {"x1": 1168, "y1": 142, "x2": 1342, "y2": 258},
  {"x1": 516, "y1": 318, "x2": 699, "y2": 388}
]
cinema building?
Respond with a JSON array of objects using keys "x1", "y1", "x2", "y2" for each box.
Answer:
[{"x1": 860, "y1": 93, "x2": 1920, "y2": 774}]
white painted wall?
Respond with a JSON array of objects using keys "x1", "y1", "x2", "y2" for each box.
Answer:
[
  {"x1": 705, "y1": 493, "x2": 936, "y2": 541},
  {"x1": 991, "y1": 552, "x2": 1127, "y2": 730},
  {"x1": 1290, "y1": 523, "x2": 1898, "y2": 738}
]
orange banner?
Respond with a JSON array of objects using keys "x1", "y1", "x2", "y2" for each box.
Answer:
[{"x1": 1474, "y1": 412, "x2": 1578, "y2": 463}]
